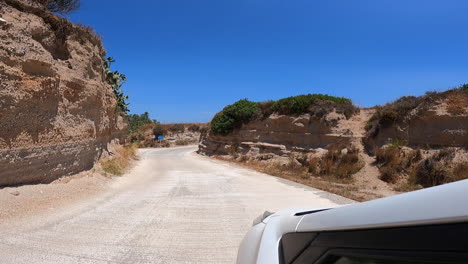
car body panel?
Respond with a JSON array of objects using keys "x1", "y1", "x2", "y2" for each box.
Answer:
[
  {"x1": 237, "y1": 180, "x2": 468, "y2": 264},
  {"x1": 297, "y1": 179, "x2": 468, "y2": 232}
]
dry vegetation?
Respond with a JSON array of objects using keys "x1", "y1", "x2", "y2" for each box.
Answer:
[
  {"x1": 313, "y1": 146, "x2": 364, "y2": 180},
  {"x1": 215, "y1": 144, "x2": 372, "y2": 201},
  {"x1": 366, "y1": 84, "x2": 468, "y2": 138},
  {"x1": 372, "y1": 145, "x2": 468, "y2": 191},
  {"x1": 99, "y1": 144, "x2": 138, "y2": 176}
]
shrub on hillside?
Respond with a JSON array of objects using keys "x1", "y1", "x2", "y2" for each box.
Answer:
[
  {"x1": 100, "y1": 144, "x2": 137, "y2": 176},
  {"x1": 410, "y1": 158, "x2": 450, "y2": 187},
  {"x1": 33, "y1": 0, "x2": 80, "y2": 14},
  {"x1": 153, "y1": 124, "x2": 167, "y2": 138},
  {"x1": 271, "y1": 94, "x2": 352, "y2": 115},
  {"x1": 379, "y1": 167, "x2": 399, "y2": 184},
  {"x1": 210, "y1": 94, "x2": 357, "y2": 135},
  {"x1": 408, "y1": 148, "x2": 463, "y2": 188},
  {"x1": 188, "y1": 124, "x2": 200, "y2": 132},
  {"x1": 127, "y1": 112, "x2": 155, "y2": 133},
  {"x1": 373, "y1": 145, "x2": 421, "y2": 183},
  {"x1": 211, "y1": 99, "x2": 258, "y2": 135},
  {"x1": 366, "y1": 84, "x2": 468, "y2": 138},
  {"x1": 453, "y1": 163, "x2": 468, "y2": 182},
  {"x1": 314, "y1": 146, "x2": 363, "y2": 179},
  {"x1": 47, "y1": 0, "x2": 80, "y2": 14},
  {"x1": 366, "y1": 96, "x2": 421, "y2": 137},
  {"x1": 169, "y1": 123, "x2": 185, "y2": 133}
]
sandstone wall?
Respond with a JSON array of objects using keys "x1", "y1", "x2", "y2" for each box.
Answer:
[
  {"x1": 0, "y1": 1, "x2": 127, "y2": 186},
  {"x1": 198, "y1": 113, "x2": 352, "y2": 157},
  {"x1": 364, "y1": 105, "x2": 468, "y2": 150}
]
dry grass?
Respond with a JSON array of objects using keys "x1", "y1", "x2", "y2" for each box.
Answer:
[
  {"x1": 453, "y1": 163, "x2": 468, "y2": 181},
  {"x1": 365, "y1": 85, "x2": 468, "y2": 140},
  {"x1": 315, "y1": 146, "x2": 364, "y2": 180},
  {"x1": 374, "y1": 146, "x2": 421, "y2": 183},
  {"x1": 407, "y1": 148, "x2": 467, "y2": 188},
  {"x1": 446, "y1": 89, "x2": 468, "y2": 115},
  {"x1": 409, "y1": 159, "x2": 450, "y2": 187},
  {"x1": 394, "y1": 182, "x2": 422, "y2": 192},
  {"x1": 379, "y1": 167, "x2": 399, "y2": 184},
  {"x1": 100, "y1": 144, "x2": 137, "y2": 176},
  {"x1": 175, "y1": 139, "x2": 192, "y2": 146}
]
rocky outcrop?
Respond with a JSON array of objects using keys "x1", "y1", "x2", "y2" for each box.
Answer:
[
  {"x1": 0, "y1": 1, "x2": 127, "y2": 186},
  {"x1": 199, "y1": 113, "x2": 353, "y2": 157},
  {"x1": 364, "y1": 96, "x2": 468, "y2": 150}
]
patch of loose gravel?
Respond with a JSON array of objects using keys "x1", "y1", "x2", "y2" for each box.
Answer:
[{"x1": 0, "y1": 170, "x2": 110, "y2": 222}]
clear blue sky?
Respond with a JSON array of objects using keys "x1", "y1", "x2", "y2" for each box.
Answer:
[{"x1": 70, "y1": 0, "x2": 468, "y2": 123}]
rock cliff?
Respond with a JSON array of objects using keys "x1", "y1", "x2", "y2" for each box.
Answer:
[
  {"x1": 0, "y1": 0, "x2": 127, "y2": 186},
  {"x1": 364, "y1": 88, "x2": 468, "y2": 150},
  {"x1": 199, "y1": 112, "x2": 354, "y2": 158}
]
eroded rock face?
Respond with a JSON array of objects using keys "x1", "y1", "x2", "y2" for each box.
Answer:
[
  {"x1": 0, "y1": 1, "x2": 127, "y2": 186},
  {"x1": 198, "y1": 113, "x2": 352, "y2": 158},
  {"x1": 364, "y1": 103, "x2": 468, "y2": 150}
]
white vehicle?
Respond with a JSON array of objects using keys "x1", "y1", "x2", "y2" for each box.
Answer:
[{"x1": 237, "y1": 180, "x2": 468, "y2": 264}]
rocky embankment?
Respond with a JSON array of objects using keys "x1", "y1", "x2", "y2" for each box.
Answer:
[
  {"x1": 199, "y1": 90, "x2": 468, "y2": 200},
  {"x1": 364, "y1": 89, "x2": 468, "y2": 149},
  {"x1": 0, "y1": 0, "x2": 127, "y2": 186},
  {"x1": 199, "y1": 112, "x2": 354, "y2": 159}
]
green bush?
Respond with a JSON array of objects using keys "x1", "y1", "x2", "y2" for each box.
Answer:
[
  {"x1": 210, "y1": 94, "x2": 355, "y2": 135},
  {"x1": 271, "y1": 94, "x2": 352, "y2": 115},
  {"x1": 127, "y1": 112, "x2": 155, "y2": 133},
  {"x1": 103, "y1": 57, "x2": 129, "y2": 114},
  {"x1": 211, "y1": 99, "x2": 258, "y2": 135}
]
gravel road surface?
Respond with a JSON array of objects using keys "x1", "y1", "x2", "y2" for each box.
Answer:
[{"x1": 0, "y1": 146, "x2": 352, "y2": 263}]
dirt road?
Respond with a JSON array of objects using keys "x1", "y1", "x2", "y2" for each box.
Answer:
[{"x1": 0, "y1": 146, "x2": 352, "y2": 263}]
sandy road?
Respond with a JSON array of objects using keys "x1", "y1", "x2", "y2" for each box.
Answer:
[{"x1": 0, "y1": 146, "x2": 352, "y2": 264}]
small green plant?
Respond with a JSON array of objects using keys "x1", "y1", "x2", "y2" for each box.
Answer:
[{"x1": 103, "y1": 57, "x2": 129, "y2": 114}]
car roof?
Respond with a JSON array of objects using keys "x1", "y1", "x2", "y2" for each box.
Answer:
[{"x1": 295, "y1": 179, "x2": 468, "y2": 232}]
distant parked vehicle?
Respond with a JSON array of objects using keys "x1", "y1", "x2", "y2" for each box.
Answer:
[{"x1": 237, "y1": 180, "x2": 468, "y2": 264}]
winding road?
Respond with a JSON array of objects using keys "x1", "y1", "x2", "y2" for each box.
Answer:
[{"x1": 0, "y1": 146, "x2": 352, "y2": 263}]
